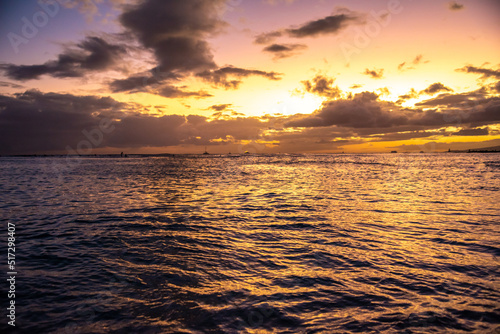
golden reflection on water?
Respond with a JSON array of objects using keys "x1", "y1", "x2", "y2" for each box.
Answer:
[{"x1": 1, "y1": 154, "x2": 498, "y2": 332}]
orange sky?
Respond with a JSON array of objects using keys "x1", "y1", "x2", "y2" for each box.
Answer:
[{"x1": 0, "y1": 0, "x2": 499, "y2": 154}]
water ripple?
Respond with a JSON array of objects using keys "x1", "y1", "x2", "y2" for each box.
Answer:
[{"x1": 0, "y1": 154, "x2": 499, "y2": 333}]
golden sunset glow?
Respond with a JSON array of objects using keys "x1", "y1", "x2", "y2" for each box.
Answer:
[{"x1": 1, "y1": 0, "x2": 499, "y2": 154}]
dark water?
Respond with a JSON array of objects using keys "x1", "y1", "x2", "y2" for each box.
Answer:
[{"x1": 1, "y1": 154, "x2": 499, "y2": 333}]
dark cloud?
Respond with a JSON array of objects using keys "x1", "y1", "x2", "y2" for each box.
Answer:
[
  {"x1": 397, "y1": 83, "x2": 452, "y2": 103},
  {"x1": 110, "y1": 75, "x2": 162, "y2": 93},
  {"x1": 494, "y1": 81, "x2": 500, "y2": 92},
  {"x1": 1, "y1": 37, "x2": 126, "y2": 80},
  {"x1": 285, "y1": 92, "x2": 406, "y2": 128},
  {"x1": 254, "y1": 31, "x2": 284, "y2": 45},
  {"x1": 119, "y1": 0, "x2": 225, "y2": 74},
  {"x1": 363, "y1": 68, "x2": 384, "y2": 79},
  {"x1": 263, "y1": 43, "x2": 307, "y2": 59},
  {"x1": 260, "y1": 125, "x2": 356, "y2": 152},
  {"x1": 109, "y1": 68, "x2": 184, "y2": 93},
  {"x1": 286, "y1": 91, "x2": 500, "y2": 129},
  {"x1": 449, "y1": 1, "x2": 464, "y2": 11},
  {"x1": 108, "y1": 114, "x2": 188, "y2": 148},
  {"x1": 397, "y1": 88, "x2": 419, "y2": 102},
  {"x1": 156, "y1": 86, "x2": 212, "y2": 99},
  {"x1": 2, "y1": 89, "x2": 499, "y2": 155},
  {"x1": 189, "y1": 117, "x2": 266, "y2": 142},
  {"x1": 300, "y1": 74, "x2": 341, "y2": 98},
  {"x1": 368, "y1": 130, "x2": 439, "y2": 142},
  {"x1": 196, "y1": 66, "x2": 282, "y2": 89},
  {"x1": 0, "y1": 90, "x2": 268, "y2": 154},
  {"x1": 0, "y1": 90, "x2": 125, "y2": 154},
  {"x1": 0, "y1": 81, "x2": 24, "y2": 89},
  {"x1": 104, "y1": 114, "x2": 268, "y2": 148},
  {"x1": 108, "y1": 71, "x2": 205, "y2": 98},
  {"x1": 263, "y1": 44, "x2": 292, "y2": 53},
  {"x1": 421, "y1": 83, "x2": 452, "y2": 95},
  {"x1": 453, "y1": 127, "x2": 489, "y2": 136},
  {"x1": 457, "y1": 65, "x2": 500, "y2": 79},
  {"x1": 209, "y1": 104, "x2": 232, "y2": 111},
  {"x1": 286, "y1": 13, "x2": 358, "y2": 38},
  {"x1": 254, "y1": 10, "x2": 360, "y2": 44},
  {"x1": 113, "y1": 0, "x2": 278, "y2": 93},
  {"x1": 416, "y1": 90, "x2": 486, "y2": 107},
  {"x1": 3, "y1": 0, "x2": 283, "y2": 96}
]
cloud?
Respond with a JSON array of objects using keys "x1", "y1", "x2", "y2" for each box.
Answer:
[
  {"x1": 254, "y1": 31, "x2": 284, "y2": 45},
  {"x1": 2, "y1": 89, "x2": 499, "y2": 155},
  {"x1": 494, "y1": 81, "x2": 500, "y2": 92},
  {"x1": 457, "y1": 65, "x2": 500, "y2": 79},
  {"x1": 415, "y1": 90, "x2": 487, "y2": 107},
  {"x1": 263, "y1": 43, "x2": 307, "y2": 59},
  {"x1": 209, "y1": 104, "x2": 232, "y2": 111},
  {"x1": 0, "y1": 90, "x2": 125, "y2": 154},
  {"x1": 367, "y1": 130, "x2": 440, "y2": 142},
  {"x1": 285, "y1": 92, "x2": 406, "y2": 128},
  {"x1": 110, "y1": 0, "x2": 280, "y2": 93},
  {"x1": 0, "y1": 90, "x2": 351, "y2": 154},
  {"x1": 377, "y1": 87, "x2": 391, "y2": 96},
  {"x1": 453, "y1": 127, "x2": 489, "y2": 136},
  {"x1": 413, "y1": 54, "x2": 424, "y2": 65},
  {"x1": 59, "y1": 0, "x2": 105, "y2": 21},
  {"x1": 2, "y1": 0, "x2": 284, "y2": 96},
  {"x1": 286, "y1": 13, "x2": 359, "y2": 38},
  {"x1": 397, "y1": 88, "x2": 419, "y2": 102},
  {"x1": 0, "y1": 90, "x2": 271, "y2": 154},
  {"x1": 1, "y1": 37, "x2": 126, "y2": 81},
  {"x1": 397, "y1": 83, "x2": 452, "y2": 103},
  {"x1": 156, "y1": 86, "x2": 212, "y2": 99},
  {"x1": 254, "y1": 10, "x2": 360, "y2": 44},
  {"x1": 286, "y1": 91, "x2": 500, "y2": 129},
  {"x1": 448, "y1": 1, "x2": 464, "y2": 11},
  {"x1": 0, "y1": 81, "x2": 24, "y2": 89},
  {"x1": 108, "y1": 71, "x2": 208, "y2": 98},
  {"x1": 196, "y1": 66, "x2": 282, "y2": 89},
  {"x1": 109, "y1": 0, "x2": 222, "y2": 93},
  {"x1": 363, "y1": 68, "x2": 384, "y2": 79},
  {"x1": 421, "y1": 83, "x2": 452, "y2": 95},
  {"x1": 397, "y1": 54, "x2": 428, "y2": 71},
  {"x1": 119, "y1": 0, "x2": 226, "y2": 74},
  {"x1": 109, "y1": 75, "x2": 164, "y2": 93},
  {"x1": 300, "y1": 74, "x2": 341, "y2": 98}
]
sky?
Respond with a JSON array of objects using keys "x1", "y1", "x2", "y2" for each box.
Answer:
[{"x1": 0, "y1": 0, "x2": 499, "y2": 154}]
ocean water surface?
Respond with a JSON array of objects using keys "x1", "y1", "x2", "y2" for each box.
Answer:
[{"x1": 0, "y1": 153, "x2": 499, "y2": 333}]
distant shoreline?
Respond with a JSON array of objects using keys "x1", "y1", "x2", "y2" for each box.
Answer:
[{"x1": 1, "y1": 151, "x2": 499, "y2": 158}]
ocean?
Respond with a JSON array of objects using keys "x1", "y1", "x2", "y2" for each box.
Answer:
[{"x1": 0, "y1": 153, "x2": 499, "y2": 333}]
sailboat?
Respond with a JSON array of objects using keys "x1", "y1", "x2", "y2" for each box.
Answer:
[{"x1": 203, "y1": 146, "x2": 209, "y2": 155}]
